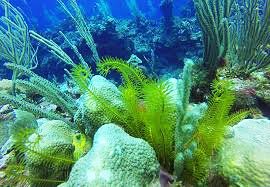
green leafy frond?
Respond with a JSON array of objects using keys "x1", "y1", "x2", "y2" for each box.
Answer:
[
  {"x1": 98, "y1": 57, "x2": 147, "y2": 89},
  {"x1": 71, "y1": 64, "x2": 92, "y2": 92},
  {"x1": 226, "y1": 109, "x2": 250, "y2": 127},
  {"x1": 5, "y1": 127, "x2": 75, "y2": 186},
  {"x1": 71, "y1": 64, "x2": 128, "y2": 125},
  {"x1": 183, "y1": 148, "x2": 209, "y2": 184},
  {"x1": 210, "y1": 78, "x2": 233, "y2": 97},
  {"x1": 72, "y1": 58, "x2": 177, "y2": 172},
  {"x1": 4, "y1": 164, "x2": 65, "y2": 187},
  {"x1": 143, "y1": 81, "x2": 176, "y2": 171},
  {"x1": 119, "y1": 85, "x2": 144, "y2": 137},
  {"x1": 89, "y1": 86, "x2": 129, "y2": 125},
  {"x1": 13, "y1": 128, "x2": 75, "y2": 167},
  {"x1": 184, "y1": 79, "x2": 249, "y2": 184}
]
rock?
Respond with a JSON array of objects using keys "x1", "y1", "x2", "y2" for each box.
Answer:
[
  {"x1": 36, "y1": 118, "x2": 50, "y2": 127},
  {"x1": 62, "y1": 123, "x2": 160, "y2": 187},
  {"x1": 216, "y1": 119, "x2": 270, "y2": 187},
  {"x1": 230, "y1": 78, "x2": 257, "y2": 110},
  {"x1": 74, "y1": 75, "x2": 124, "y2": 137}
]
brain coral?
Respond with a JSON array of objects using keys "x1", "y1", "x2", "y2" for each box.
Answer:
[{"x1": 61, "y1": 123, "x2": 160, "y2": 187}]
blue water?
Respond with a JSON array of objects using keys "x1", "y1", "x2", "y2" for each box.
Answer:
[{"x1": 8, "y1": 0, "x2": 190, "y2": 31}]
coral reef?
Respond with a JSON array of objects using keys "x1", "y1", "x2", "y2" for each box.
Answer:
[
  {"x1": 160, "y1": 0, "x2": 174, "y2": 30},
  {"x1": 24, "y1": 120, "x2": 75, "y2": 184},
  {"x1": 61, "y1": 123, "x2": 160, "y2": 187},
  {"x1": 0, "y1": 0, "x2": 269, "y2": 186},
  {"x1": 74, "y1": 75, "x2": 124, "y2": 136},
  {"x1": 214, "y1": 119, "x2": 270, "y2": 187},
  {"x1": 33, "y1": 16, "x2": 201, "y2": 80}
]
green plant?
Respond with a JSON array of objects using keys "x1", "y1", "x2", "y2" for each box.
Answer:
[
  {"x1": 142, "y1": 81, "x2": 176, "y2": 170},
  {"x1": 182, "y1": 79, "x2": 250, "y2": 184},
  {"x1": 57, "y1": 0, "x2": 100, "y2": 63},
  {"x1": 72, "y1": 57, "x2": 176, "y2": 171},
  {"x1": 2, "y1": 119, "x2": 91, "y2": 187}
]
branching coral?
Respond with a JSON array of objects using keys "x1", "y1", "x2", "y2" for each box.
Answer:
[
  {"x1": 194, "y1": 0, "x2": 270, "y2": 78},
  {"x1": 96, "y1": 0, "x2": 112, "y2": 18},
  {"x1": 0, "y1": 63, "x2": 77, "y2": 125},
  {"x1": 174, "y1": 59, "x2": 208, "y2": 179}
]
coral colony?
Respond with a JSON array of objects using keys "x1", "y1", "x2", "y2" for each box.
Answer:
[{"x1": 0, "y1": 0, "x2": 269, "y2": 186}]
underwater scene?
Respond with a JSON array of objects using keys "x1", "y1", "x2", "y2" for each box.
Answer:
[{"x1": 0, "y1": 0, "x2": 269, "y2": 186}]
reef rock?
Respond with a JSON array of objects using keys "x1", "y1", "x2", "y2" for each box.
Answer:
[
  {"x1": 61, "y1": 123, "x2": 160, "y2": 187},
  {"x1": 216, "y1": 119, "x2": 270, "y2": 187},
  {"x1": 74, "y1": 75, "x2": 124, "y2": 137}
]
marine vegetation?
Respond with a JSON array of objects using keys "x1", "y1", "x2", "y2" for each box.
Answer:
[
  {"x1": 0, "y1": 0, "x2": 38, "y2": 95},
  {"x1": 181, "y1": 79, "x2": 250, "y2": 184},
  {"x1": 72, "y1": 57, "x2": 249, "y2": 185},
  {"x1": 72, "y1": 57, "x2": 176, "y2": 171},
  {"x1": 194, "y1": 0, "x2": 270, "y2": 82},
  {"x1": 228, "y1": 0, "x2": 270, "y2": 76},
  {"x1": 193, "y1": 0, "x2": 233, "y2": 79},
  {"x1": 0, "y1": 0, "x2": 269, "y2": 186}
]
